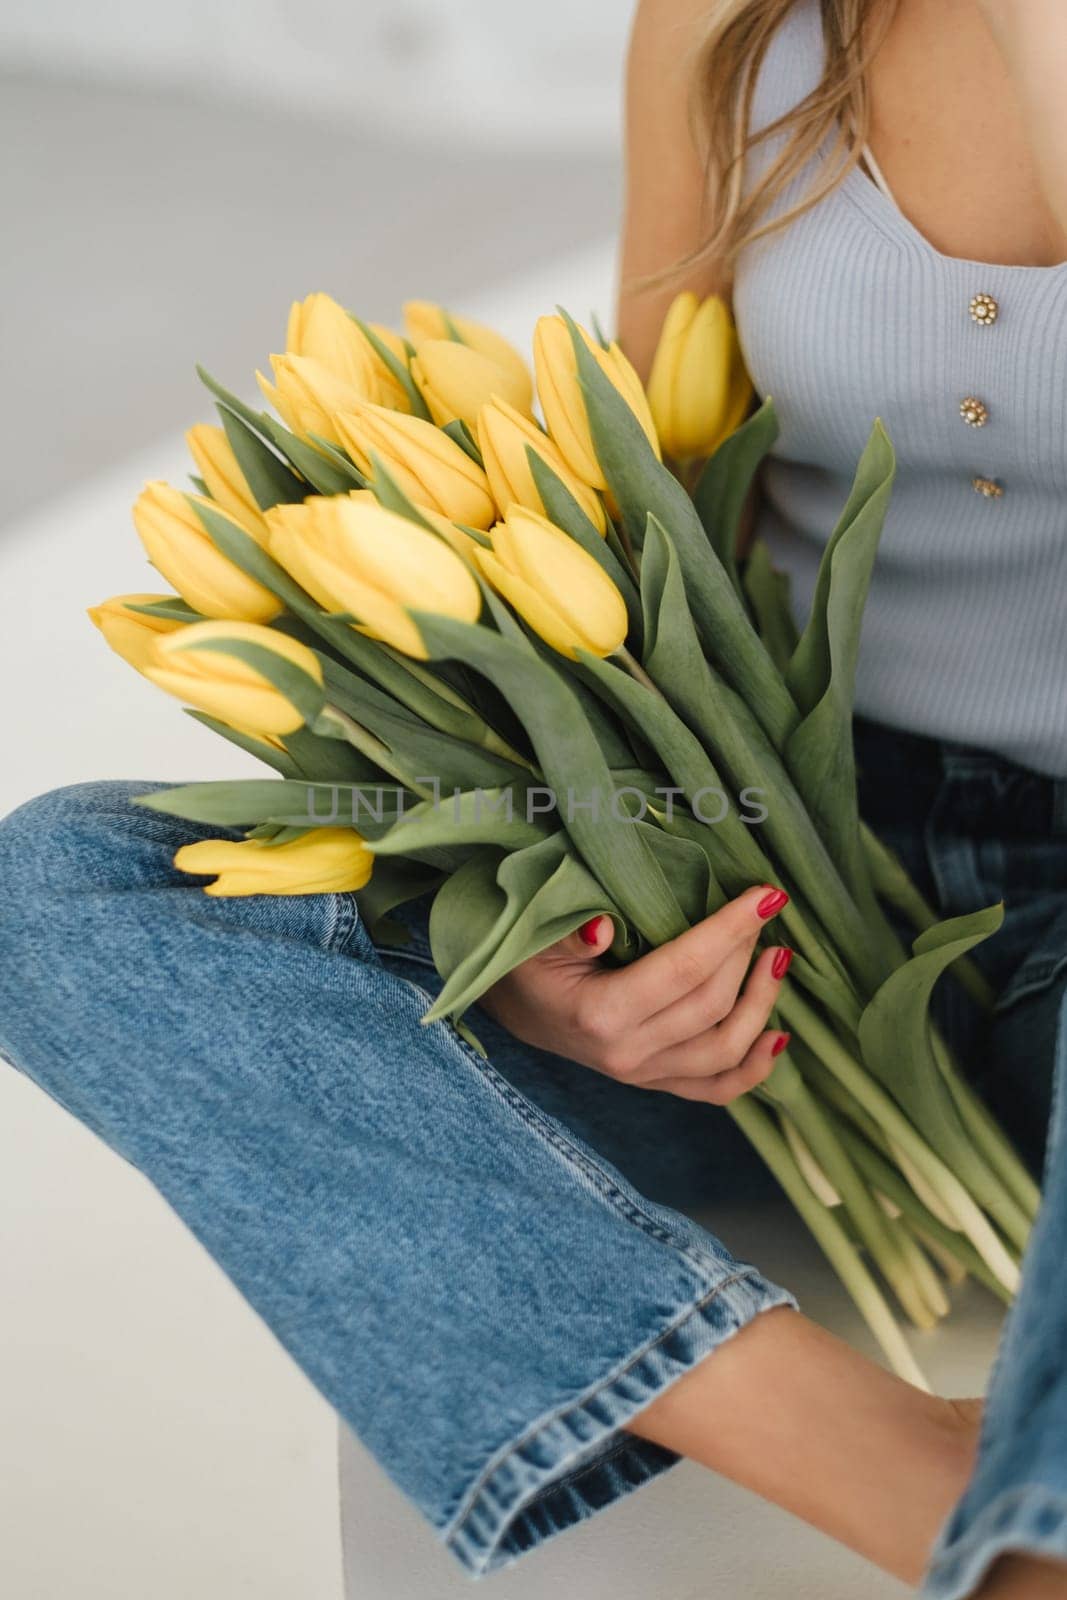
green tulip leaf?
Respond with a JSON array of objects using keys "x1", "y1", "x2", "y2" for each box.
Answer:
[
  {"x1": 412, "y1": 609, "x2": 689, "y2": 947},
  {"x1": 371, "y1": 785, "x2": 550, "y2": 858},
  {"x1": 782, "y1": 421, "x2": 896, "y2": 911},
  {"x1": 355, "y1": 857, "x2": 445, "y2": 939},
  {"x1": 183, "y1": 709, "x2": 302, "y2": 778},
  {"x1": 425, "y1": 835, "x2": 618, "y2": 1022},
  {"x1": 858, "y1": 902, "x2": 1006, "y2": 1192},
  {"x1": 692, "y1": 396, "x2": 779, "y2": 596},
  {"x1": 639, "y1": 512, "x2": 890, "y2": 994},
  {"x1": 133, "y1": 778, "x2": 394, "y2": 830},
  {"x1": 261, "y1": 419, "x2": 363, "y2": 495},
  {"x1": 126, "y1": 598, "x2": 204, "y2": 624},
  {"x1": 216, "y1": 402, "x2": 307, "y2": 509},
  {"x1": 559, "y1": 307, "x2": 796, "y2": 746},
  {"x1": 742, "y1": 540, "x2": 799, "y2": 673},
  {"x1": 196, "y1": 366, "x2": 276, "y2": 437},
  {"x1": 442, "y1": 419, "x2": 484, "y2": 465},
  {"x1": 349, "y1": 316, "x2": 432, "y2": 420},
  {"x1": 426, "y1": 852, "x2": 510, "y2": 994}
]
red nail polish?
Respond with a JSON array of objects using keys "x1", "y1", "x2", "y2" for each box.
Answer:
[
  {"x1": 771, "y1": 946, "x2": 794, "y2": 980},
  {"x1": 579, "y1": 916, "x2": 606, "y2": 947},
  {"x1": 771, "y1": 1031, "x2": 791, "y2": 1057},
  {"x1": 757, "y1": 887, "x2": 790, "y2": 920}
]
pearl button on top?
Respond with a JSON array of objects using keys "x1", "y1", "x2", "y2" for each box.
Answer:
[
  {"x1": 970, "y1": 292, "x2": 999, "y2": 326},
  {"x1": 961, "y1": 396, "x2": 989, "y2": 428}
]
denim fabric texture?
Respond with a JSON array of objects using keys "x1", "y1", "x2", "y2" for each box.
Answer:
[
  {"x1": 0, "y1": 709, "x2": 1064, "y2": 1588},
  {"x1": 0, "y1": 780, "x2": 794, "y2": 1577}
]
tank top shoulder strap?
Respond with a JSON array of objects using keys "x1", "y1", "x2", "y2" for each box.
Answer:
[{"x1": 747, "y1": 0, "x2": 827, "y2": 143}]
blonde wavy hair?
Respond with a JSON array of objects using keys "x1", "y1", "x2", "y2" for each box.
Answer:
[{"x1": 688, "y1": 0, "x2": 898, "y2": 277}]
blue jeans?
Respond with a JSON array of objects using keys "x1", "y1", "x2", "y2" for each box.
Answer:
[{"x1": 0, "y1": 714, "x2": 1064, "y2": 1593}]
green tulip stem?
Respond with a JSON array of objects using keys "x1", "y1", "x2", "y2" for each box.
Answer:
[
  {"x1": 316, "y1": 705, "x2": 435, "y2": 803},
  {"x1": 375, "y1": 644, "x2": 540, "y2": 774},
  {"x1": 859, "y1": 823, "x2": 996, "y2": 1012},
  {"x1": 829, "y1": 1117, "x2": 1012, "y2": 1304},
  {"x1": 778, "y1": 990, "x2": 1021, "y2": 1293},
  {"x1": 727, "y1": 1096, "x2": 930, "y2": 1389},
  {"x1": 887, "y1": 1214, "x2": 950, "y2": 1322},
  {"x1": 763, "y1": 1057, "x2": 936, "y2": 1329},
  {"x1": 931, "y1": 1032, "x2": 1041, "y2": 1222},
  {"x1": 613, "y1": 646, "x2": 663, "y2": 697}
]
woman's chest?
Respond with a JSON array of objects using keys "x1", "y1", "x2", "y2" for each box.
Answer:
[
  {"x1": 732, "y1": 183, "x2": 1067, "y2": 501},
  {"x1": 865, "y1": 0, "x2": 1067, "y2": 272}
]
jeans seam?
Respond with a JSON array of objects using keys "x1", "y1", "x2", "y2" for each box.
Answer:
[
  {"x1": 446, "y1": 1021, "x2": 734, "y2": 1276},
  {"x1": 443, "y1": 1267, "x2": 769, "y2": 1545},
  {"x1": 926, "y1": 1485, "x2": 1067, "y2": 1597}
]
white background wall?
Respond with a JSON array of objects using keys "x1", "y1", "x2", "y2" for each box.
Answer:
[{"x1": 0, "y1": 0, "x2": 631, "y2": 150}]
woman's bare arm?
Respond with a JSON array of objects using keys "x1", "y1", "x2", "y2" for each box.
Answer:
[{"x1": 617, "y1": 0, "x2": 727, "y2": 381}]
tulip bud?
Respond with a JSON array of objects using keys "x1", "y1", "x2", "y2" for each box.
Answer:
[
  {"x1": 533, "y1": 316, "x2": 660, "y2": 490},
  {"x1": 476, "y1": 505, "x2": 628, "y2": 660},
  {"x1": 476, "y1": 396, "x2": 607, "y2": 533},
  {"x1": 411, "y1": 339, "x2": 533, "y2": 431},
  {"x1": 334, "y1": 398, "x2": 496, "y2": 529},
  {"x1": 403, "y1": 302, "x2": 534, "y2": 414},
  {"x1": 186, "y1": 424, "x2": 267, "y2": 535},
  {"x1": 88, "y1": 593, "x2": 189, "y2": 672},
  {"x1": 646, "y1": 293, "x2": 754, "y2": 461},
  {"x1": 142, "y1": 620, "x2": 323, "y2": 736},
  {"x1": 175, "y1": 827, "x2": 373, "y2": 897},
  {"x1": 256, "y1": 352, "x2": 373, "y2": 449},
  {"x1": 265, "y1": 495, "x2": 482, "y2": 660},
  {"x1": 287, "y1": 293, "x2": 411, "y2": 411},
  {"x1": 412, "y1": 505, "x2": 485, "y2": 563},
  {"x1": 132, "y1": 481, "x2": 281, "y2": 623}
]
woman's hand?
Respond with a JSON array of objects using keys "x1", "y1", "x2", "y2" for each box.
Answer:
[{"x1": 478, "y1": 885, "x2": 792, "y2": 1104}]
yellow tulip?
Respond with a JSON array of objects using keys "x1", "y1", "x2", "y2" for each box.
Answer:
[
  {"x1": 476, "y1": 396, "x2": 607, "y2": 533},
  {"x1": 411, "y1": 505, "x2": 485, "y2": 563},
  {"x1": 132, "y1": 481, "x2": 281, "y2": 623},
  {"x1": 256, "y1": 352, "x2": 372, "y2": 449},
  {"x1": 411, "y1": 339, "x2": 533, "y2": 431},
  {"x1": 476, "y1": 506, "x2": 627, "y2": 660},
  {"x1": 185, "y1": 424, "x2": 267, "y2": 535},
  {"x1": 143, "y1": 620, "x2": 322, "y2": 736},
  {"x1": 334, "y1": 398, "x2": 496, "y2": 529},
  {"x1": 533, "y1": 315, "x2": 660, "y2": 491},
  {"x1": 403, "y1": 301, "x2": 533, "y2": 413},
  {"x1": 88, "y1": 593, "x2": 188, "y2": 672},
  {"x1": 646, "y1": 293, "x2": 755, "y2": 461},
  {"x1": 175, "y1": 828, "x2": 373, "y2": 898},
  {"x1": 265, "y1": 495, "x2": 482, "y2": 660},
  {"x1": 286, "y1": 293, "x2": 410, "y2": 411}
]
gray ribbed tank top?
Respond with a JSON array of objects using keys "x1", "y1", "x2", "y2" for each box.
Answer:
[{"x1": 732, "y1": 0, "x2": 1067, "y2": 778}]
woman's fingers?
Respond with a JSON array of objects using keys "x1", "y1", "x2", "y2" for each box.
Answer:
[
  {"x1": 646, "y1": 1029, "x2": 789, "y2": 1106},
  {"x1": 598, "y1": 883, "x2": 789, "y2": 1024},
  {"x1": 640, "y1": 939, "x2": 793, "y2": 1055},
  {"x1": 629, "y1": 945, "x2": 791, "y2": 1083}
]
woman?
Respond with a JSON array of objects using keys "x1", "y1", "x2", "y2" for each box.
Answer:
[{"x1": 0, "y1": 1, "x2": 1064, "y2": 1595}]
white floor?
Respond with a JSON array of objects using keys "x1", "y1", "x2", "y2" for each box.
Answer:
[{"x1": 0, "y1": 229, "x2": 1007, "y2": 1598}]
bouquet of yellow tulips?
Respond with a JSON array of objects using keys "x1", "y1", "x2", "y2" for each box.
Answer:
[{"x1": 90, "y1": 289, "x2": 1037, "y2": 1385}]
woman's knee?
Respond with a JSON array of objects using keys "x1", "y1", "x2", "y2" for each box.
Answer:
[{"x1": 0, "y1": 781, "x2": 192, "y2": 903}]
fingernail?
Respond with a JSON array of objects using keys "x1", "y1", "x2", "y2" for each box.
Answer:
[
  {"x1": 771, "y1": 946, "x2": 794, "y2": 980},
  {"x1": 579, "y1": 915, "x2": 607, "y2": 947},
  {"x1": 771, "y1": 1031, "x2": 791, "y2": 1057},
  {"x1": 757, "y1": 887, "x2": 790, "y2": 920}
]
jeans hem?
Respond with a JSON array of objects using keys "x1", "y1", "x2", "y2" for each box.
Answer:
[
  {"x1": 923, "y1": 1486, "x2": 1067, "y2": 1599},
  {"x1": 444, "y1": 1266, "x2": 798, "y2": 1578}
]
